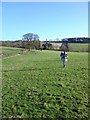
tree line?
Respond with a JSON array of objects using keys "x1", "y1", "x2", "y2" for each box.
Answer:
[
  {"x1": 1, "y1": 33, "x2": 90, "y2": 51},
  {"x1": 1, "y1": 33, "x2": 40, "y2": 50}
]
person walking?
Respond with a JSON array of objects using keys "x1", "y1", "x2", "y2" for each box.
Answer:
[{"x1": 60, "y1": 51, "x2": 68, "y2": 67}]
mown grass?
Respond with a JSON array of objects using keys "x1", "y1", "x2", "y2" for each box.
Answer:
[{"x1": 2, "y1": 49, "x2": 88, "y2": 119}]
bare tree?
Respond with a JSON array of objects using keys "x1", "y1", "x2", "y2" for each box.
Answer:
[{"x1": 22, "y1": 33, "x2": 40, "y2": 51}]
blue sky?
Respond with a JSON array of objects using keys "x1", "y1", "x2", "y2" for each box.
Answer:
[{"x1": 2, "y1": 2, "x2": 88, "y2": 41}]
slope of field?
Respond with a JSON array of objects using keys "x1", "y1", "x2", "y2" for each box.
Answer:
[
  {"x1": 2, "y1": 50, "x2": 88, "y2": 119},
  {"x1": 68, "y1": 43, "x2": 88, "y2": 52},
  {"x1": 1, "y1": 46, "x2": 25, "y2": 57}
]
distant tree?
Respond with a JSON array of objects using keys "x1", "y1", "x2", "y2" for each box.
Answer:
[
  {"x1": 60, "y1": 43, "x2": 69, "y2": 51},
  {"x1": 22, "y1": 33, "x2": 40, "y2": 51}
]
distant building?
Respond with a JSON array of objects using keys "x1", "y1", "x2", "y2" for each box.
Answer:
[{"x1": 40, "y1": 41, "x2": 62, "y2": 50}]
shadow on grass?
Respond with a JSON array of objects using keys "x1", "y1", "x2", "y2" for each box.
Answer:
[
  {"x1": 2, "y1": 66, "x2": 64, "y2": 72},
  {"x1": 2, "y1": 66, "x2": 89, "y2": 72}
]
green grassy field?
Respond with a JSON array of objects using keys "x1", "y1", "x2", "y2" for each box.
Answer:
[
  {"x1": 68, "y1": 43, "x2": 88, "y2": 52},
  {"x1": 1, "y1": 46, "x2": 25, "y2": 57},
  {"x1": 2, "y1": 48, "x2": 88, "y2": 119}
]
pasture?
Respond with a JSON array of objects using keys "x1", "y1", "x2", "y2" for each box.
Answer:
[
  {"x1": 2, "y1": 47, "x2": 88, "y2": 119},
  {"x1": 1, "y1": 46, "x2": 25, "y2": 57},
  {"x1": 68, "y1": 43, "x2": 88, "y2": 52}
]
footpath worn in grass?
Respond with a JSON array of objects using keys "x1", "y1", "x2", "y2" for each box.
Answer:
[{"x1": 2, "y1": 50, "x2": 88, "y2": 119}]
